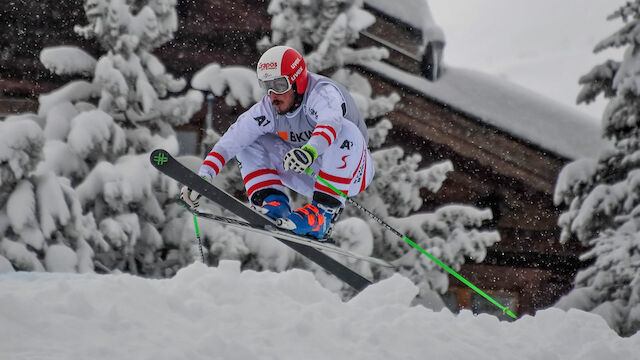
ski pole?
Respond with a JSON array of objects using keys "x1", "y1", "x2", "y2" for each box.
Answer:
[
  {"x1": 178, "y1": 199, "x2": 205, "y2": 263},
  {"x1": 305, "y1": 168, "x2": 517, "y2": 319},
  {"x1": 191, "y1": 213, "x2": 205, "y2": 263}
]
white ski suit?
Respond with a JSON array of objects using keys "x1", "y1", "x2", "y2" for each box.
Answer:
[{"x1": 199, "y1": 72, "x2": 374, "y2": 205}]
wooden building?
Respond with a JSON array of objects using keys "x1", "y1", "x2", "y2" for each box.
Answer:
[
  {"x1": 0, "y1": 0, "x2": 601, "y2": 318},
  {"x1": 357, "y1": 3, "x2": 602, "y2": 318}
]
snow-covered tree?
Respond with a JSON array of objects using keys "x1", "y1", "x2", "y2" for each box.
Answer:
[
  {"x1": 1, "y1": 0, "x2": 202, "y2": 276},
  {"x1": 0, "y1": 117, "x2": 105, "y2": 273},
  {"x1": 257, "y1": 0, "x2": 388, "y2": 73},
  {"x1": 554, "y1": 2, "x2": 640, "y2": 336},
  {"x1": 190, "y1": 0, "x2": 499, "y2": 303}
]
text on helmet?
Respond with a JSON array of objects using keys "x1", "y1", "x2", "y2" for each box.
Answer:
[
  {"x1": 259, "y1": 62, "x2": 278, "y2": 70},
  {"x1": 290, "y1": 65, "x2": 303, "y2": 82},
  {"x1": 290, "y1": 57, "x2": 301, "y2": 69}
]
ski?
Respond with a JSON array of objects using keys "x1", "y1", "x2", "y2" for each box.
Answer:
[
  {"x1": 150, "y1": 149, "x2": 373, "y2": 291},
  {"x1": 177, "y1": 200, "x2": 395, "y2": 268}
]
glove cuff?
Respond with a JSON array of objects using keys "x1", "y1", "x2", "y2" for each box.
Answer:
[{"x1": 301, "y1": 144, "x2": 318, "y2": 161}]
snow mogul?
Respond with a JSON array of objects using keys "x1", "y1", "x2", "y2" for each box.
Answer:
[{"x1": 181, "y1": 45, "x2": 374, "y2": 240}]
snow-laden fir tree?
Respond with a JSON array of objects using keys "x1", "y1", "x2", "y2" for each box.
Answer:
[
  {"x1": 190, "y1": 0, "x2": 499, "y2": 303},
  {"x1": 554, "y1": 2, "x2": 640, "y2": 336},
  {"x1": 1, "y1": 0, "x2": 202, "y2": 276},
  {"x1": 0, "y1": 118, "x2": 105, "y2": 273}
]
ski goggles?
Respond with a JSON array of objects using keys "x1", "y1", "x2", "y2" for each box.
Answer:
[{"x1": 258, "y1": 76, "x2": 292, "y2": 95}]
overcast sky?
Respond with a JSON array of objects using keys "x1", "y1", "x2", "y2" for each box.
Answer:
[{"x1": 428, "y1": 0, "x2": 625, "y2": 125}]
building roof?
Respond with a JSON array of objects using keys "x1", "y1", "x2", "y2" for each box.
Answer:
[
  {"x1": 362, "y1": 60, "x2": 605, "y2": 160},
  {"x1": 364, "y1": 0, "x2": 444, "y2": 43}
]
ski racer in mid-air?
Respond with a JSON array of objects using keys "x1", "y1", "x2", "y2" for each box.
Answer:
[{"x1": 181, "y1": 45, "x2": 374, "y2": 240}]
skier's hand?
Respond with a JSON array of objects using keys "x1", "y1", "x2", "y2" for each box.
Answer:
[
  {"x1": 283, "y1": 145, "x2": 317, "y2": 174},
  {"x1": 180, "y1": 176, "x2": 211, "y2": 208},
  {"x1": 180, "y1": 186, "x2": 201, "y2": 208}
]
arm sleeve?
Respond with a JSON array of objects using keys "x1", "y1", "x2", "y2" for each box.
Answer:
[
  {"x1": 198, "y1": 99, "x2": 274, "y2": 179},
  {"x1": 305, "y1": 84, "x2": 346, "y2": 156}
]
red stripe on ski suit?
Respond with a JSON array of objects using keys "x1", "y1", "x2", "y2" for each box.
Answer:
[
  {"x1": 207, "y1": 152, "x2": 226, "y2": 167},
  {"x1": 247, "y1": 180, "x2": 283, "y2": 197},
  {"x1": 203, "y1": 160, "x2": 220, "y2": 175},
  {"x1": 243, "y1": 169, "x2": 279, "y2": 184}
]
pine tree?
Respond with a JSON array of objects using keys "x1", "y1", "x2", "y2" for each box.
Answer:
[
  {"x1": 0, "y1": 117, "x2": 105, "y2": 272},
  {"x1": 555, "y1": 1, "x2": 640, "y2": 336},
  {"x1": 1, "y1": 0, "x2": 203, "y2": 275}
]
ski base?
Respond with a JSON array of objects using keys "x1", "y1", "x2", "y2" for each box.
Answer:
[{"x1": 179, "y1": 201, "x2": 395, "y2": 268}]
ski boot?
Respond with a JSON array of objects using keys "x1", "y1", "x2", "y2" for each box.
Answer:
[
  {"x1": 278, "y1": 201, "x2": 341, "y2": 240},
  {"x1": 255, "y1": 193, "x2": 291, "y2": 220}
]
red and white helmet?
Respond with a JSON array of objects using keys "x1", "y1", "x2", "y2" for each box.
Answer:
[{"x1": 256, "y1": 46, "x2": 308, "y2": 95}]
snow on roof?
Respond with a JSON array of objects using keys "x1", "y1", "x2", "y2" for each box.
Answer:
[
  {"x1": 365, "y1": 0, "x2": 430, "y2": 31},
  {"x1": 362, "y1": 60, "x2": 605, "y2": 160},
  {"x1": 364, "y1": 0, "x2": 444, "y2": 43}
]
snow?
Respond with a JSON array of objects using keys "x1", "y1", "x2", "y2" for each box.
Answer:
[
  {"x1": 363, "y1": 60, "x2": 604, "y2": 159},
  {"x1": 346, "y1": 4, "x2": 377, "y2": 36},
  {"x1": 0, "y1": 256, "x2": 13, "y2": 272},
  {"x1": 40, "y1": 46, "x2": 97, "y2": 76},
  {"x1": 44, "y1": 244, "x2": 78, "y2": 272},
  {"x1": 36, "y1": 172, "x2": 72, "y2": 239},
  {"x1": 68, "y1": 109, "x2": 126, "y2": 157},
  {"x1": 191, "y1": 64, "x2": 263, "y2": 108},
  {"x1": 1, "y1": 261, "x2": 638, "y2": 359},
  {"x1": 242, "y1": 230, "x2": 294, "y2": 272},
  {"x1": 364, "y1": 0, "x2": 444, "y2": 43},
  {"x1": 0, "y1": 119, "x2": 45, "y2": 182},
  {"x1": 3, "y1": 0, "x2": 637, "y2": 349},
  {"x1": 0, "y1": 238, "x2": 44, "y2": 272},
  {"x1": 37, "y1": 80, "x2": 100, "y2": 116},
  {"x1": 6, "y1": 180, "x2": 37, "y2": 235},
  {"x1": 554, "y1": 158, "x2": 599, "y2": 206},
  {"x1": 43, "y1": 101, "x2": 78, "y2": 141},
  {"x1": 35, "y1": 140, "x2": 87, "y2": 179}
]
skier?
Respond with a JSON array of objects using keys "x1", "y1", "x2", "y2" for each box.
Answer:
[{"x1": 181, "y1": 45, "x2": 374, "y2": 240}]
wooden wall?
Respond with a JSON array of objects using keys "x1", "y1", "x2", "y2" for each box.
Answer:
[{"x1": 361, "y1": 69, "x2": 585, "y2": 315}]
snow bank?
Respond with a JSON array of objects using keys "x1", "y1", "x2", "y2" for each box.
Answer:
[{"x1": 1, "y1": 262, "x2": 637, "y2": 360}]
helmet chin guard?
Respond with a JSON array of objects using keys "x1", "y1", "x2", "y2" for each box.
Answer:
[{"x1": 257, "y1": 46, "x2": 308, "y2": 95}]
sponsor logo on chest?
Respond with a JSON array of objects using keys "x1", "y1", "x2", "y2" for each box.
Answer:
[{"x1": 278, "y1": 130, "x2": 313, "y2": 143}]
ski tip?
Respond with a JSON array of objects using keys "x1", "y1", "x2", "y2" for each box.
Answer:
[{"x1": 150, "y1": 149, "x2": 170, "y2": 167}]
